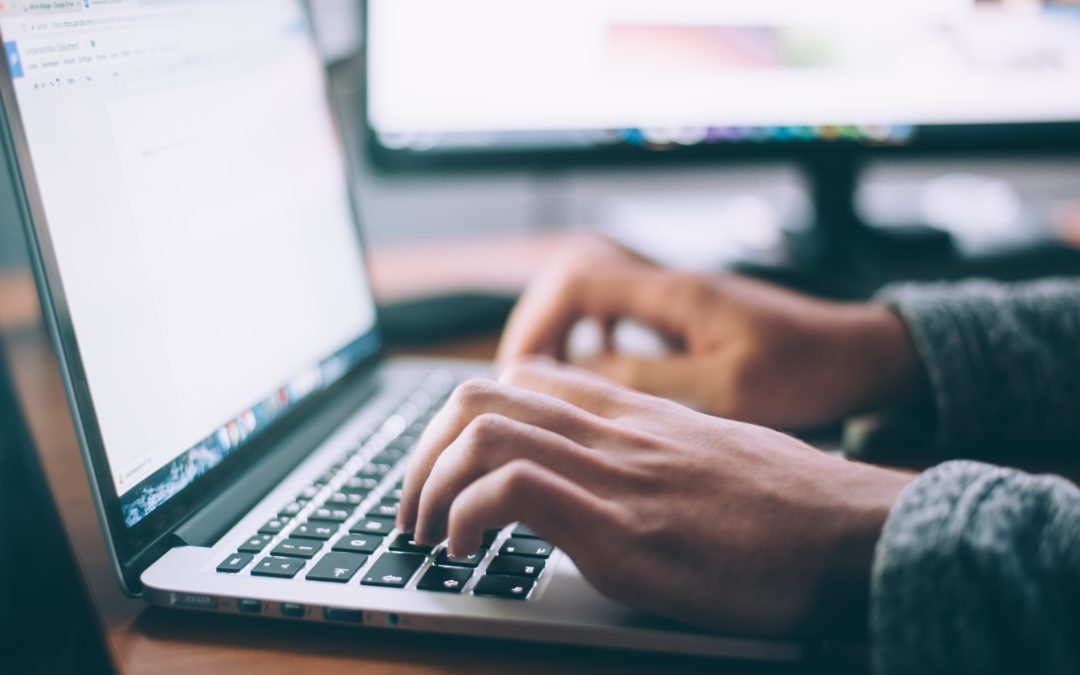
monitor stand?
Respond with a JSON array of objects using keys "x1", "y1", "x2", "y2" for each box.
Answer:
[{"x1": 736, "y1": 151, "x2": 1080, "y2": 300}]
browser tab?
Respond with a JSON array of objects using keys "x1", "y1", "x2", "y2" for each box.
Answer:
[{"x1": 19, "y1": 1, "x2": 85, "y2": 15}]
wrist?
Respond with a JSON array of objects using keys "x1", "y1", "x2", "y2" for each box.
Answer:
[
  {"x1": 837, "y1": 303, "x2": 929, "y2": 416},
  {"x1": 811, "y1": 463, "x2": 915, "y2": 638}
]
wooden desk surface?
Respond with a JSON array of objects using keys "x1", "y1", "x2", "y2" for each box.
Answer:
[{"x1": 0, "y1": 237, "x2": 845, "y2": 675}]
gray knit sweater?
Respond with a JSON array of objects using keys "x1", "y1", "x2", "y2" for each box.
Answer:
[{"x1": 871, "y1": 280, "x2": 1080, "y2": 675}]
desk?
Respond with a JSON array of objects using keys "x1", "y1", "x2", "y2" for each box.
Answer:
[{"x1": 0, "y1": 236, "x2": 855, "y2": 674}]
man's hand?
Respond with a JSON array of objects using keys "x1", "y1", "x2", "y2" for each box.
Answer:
[
  {"x1": 497, "y1": 236, "x2": 927, "y2": 430},
  {"x1": 398, "y1": 359, "x2": 913, "y2": 637}
]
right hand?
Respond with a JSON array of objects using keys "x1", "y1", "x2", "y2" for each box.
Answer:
[
  {"x1": 497, "y1": 236, "x2": 926, "y2": 430},
  {"x1": 399, "y1": 359, "x2": 914, "y2": 637}
]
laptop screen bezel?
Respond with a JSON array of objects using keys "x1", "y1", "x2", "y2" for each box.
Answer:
[{"x1": 0, "y1": 0, "x2": 386, "y2": 590}]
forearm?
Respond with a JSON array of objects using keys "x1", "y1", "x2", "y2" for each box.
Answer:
[
  {"x1": 878, "y1": 278, "x2": 1080, "y2": 457},
  {"x1": 871, "y1": 461, "x2": 1080, "y2": 675}
]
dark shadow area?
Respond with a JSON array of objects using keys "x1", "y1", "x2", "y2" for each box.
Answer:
[
  {"x1": 0, "y1": 337, "x2": 115, "y2": 675},
  {"x1": 130, "y1": 604, "x2": 867, "y2": 675}
]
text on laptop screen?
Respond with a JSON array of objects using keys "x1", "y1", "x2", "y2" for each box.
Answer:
[{"x1": 0, "y1": 0, "x2": 378, "y2": 527}]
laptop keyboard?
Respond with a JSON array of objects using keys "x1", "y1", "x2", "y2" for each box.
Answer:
[{"x1": 214, "y1": 372, "x2": 554, "y2": 601}]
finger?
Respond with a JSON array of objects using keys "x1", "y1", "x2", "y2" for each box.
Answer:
[
  {"x1": 496, "y1": 266, "x2": 581, "y2": 366},
  {"x1": 445, "y1": 458, "x2": 615, "y2": 565},
  {"x1": 500, "y1": 357, "x2": 638, "y2": 416},
  {"x1": 580, "y1": 354, "x2": 704, "y2": 404},
  {"x1": 496, "y1": 264, "x2": 694, "y2": 368},
  {"x1": 398, "y1": 378, "x2": 606, "y2": 531},
  {"x1": 413, "y1": 414, "x2": 606, "y2": 545}
]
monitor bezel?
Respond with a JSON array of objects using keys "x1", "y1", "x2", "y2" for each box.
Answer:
[{"x1": 0, "y1": 0, "x2": 386, "y2": 592}]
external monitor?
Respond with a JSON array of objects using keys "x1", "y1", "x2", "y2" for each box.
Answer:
[{"x1": 366, "y1": 0, "x2": 1080, "y2": 165}]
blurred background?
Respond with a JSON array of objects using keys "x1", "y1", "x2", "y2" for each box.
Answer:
[{"x1": 4, "y1": 0, "x2": 1080, "y2": 301}]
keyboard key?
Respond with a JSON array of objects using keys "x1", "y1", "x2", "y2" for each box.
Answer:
[
  {"x1": 384, "y1": 486, "x2": 403, "y2": 501},
  {"x1": 473, "y1": 575, "x2": 534, "y2": 600},
  {"x1": 252, "y1": 557, "x2": 305, "y2": 579},
  {"x1": 434, "y1": 549, "x2": 484, "y2": 568},
  {"x1": 417, "y1": 566, "x2": 472, "y2": 594},
  {"x1": 360, "y1": 553, "x2": 425, "y2": 588},
  {"x1": 481, "y1": 529, "x2": 502, "y2": 548},
  {"x1": 325, "y1": 491, "x2": 364, "y2": 508},
  {"x1": 388, "y1": 532, "x2": 433, "y2": 555},
  {"x1": 350, "y1": 515, "x2": 395, "y2": 536},
  {"x1": 372, "y1": 448, "x2": 405, "y2": 464},
  {"x1": 291, "y1": 521, "x2": 338, "y2": 541},
  {"x1": 356, "y1": 463, "x2": 391, "y2": 478},
  {"x1": 511, "y1": 523, "x2": 542, "y2": 539},
  {"x1": 381, "y1": 441, "x2": 409, "y2": 456},
  {"x1": 278, "y1": 502, "x2": 304, "y2": 518},
  {"x1": 341, "y1": 476, "x2": 379, "y2": 494},
  {"x1": 370, "y1": 500, "x2": 399, "y2": 519},
  {"x1": 258, "y1": 517, "x2": 290, "y2": 535},
  {"x1": 312, "y1": 507, "x2": 351, "y2": 523},
  {"x1": 238, "y1": 534, "x2": 273, "y2": 554},
  {"x1": 331, "y1": 533, "x2": 383, "y2": 554},
  {"x1": 217, "y1": 552, "x2": 253, "y2": 573},
  {"x1": 306, "y1": 552, "x2": 367, "y2": 583},
  {"x1": 271, "y1": 538, "x2": 322, "y2": 559},
  {"x1": 297, "y1": 485, "x2": 321, "y2": 501},
  {"x1": 486, "y1": 555, "x2": 544, "y2": 579},
  {"x1": 500, "y1": 538, "x2": 553, "y2": 559}
]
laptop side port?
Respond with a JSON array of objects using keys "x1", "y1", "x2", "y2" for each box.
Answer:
[
  {"x1": 237, "y1": 599, "x2": 262, "y2": 614},
  {"x1": 323, "y1": 607, "x2": 364, "y2": 623},
  {"x1": 171, "y1": 593, "x2": 219, "y2": 610},
  {"x1": 280, "y1": 603, "x2": 305, "y2": 618}
]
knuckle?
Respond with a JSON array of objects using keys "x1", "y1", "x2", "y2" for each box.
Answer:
[
  {"x1": 451, "y1": 378, "x2": 496, "y2": 411},
  {"x1": 462, "y1": 412, "x2": 508, "y2": 450},
  {"x1": 498, "y1": 459, "x2": 539, "y2": 499}
]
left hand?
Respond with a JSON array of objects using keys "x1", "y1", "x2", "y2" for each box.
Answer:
[{"x1": 397, "y1": 359, "x2": 913, "y2": 637}]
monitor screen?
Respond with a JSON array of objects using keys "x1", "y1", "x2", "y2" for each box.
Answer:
[
  {"x1": 1, "y1": 0, "x2": 378, "y2": 528},
  {"x1": 367, "y1": 0, "x2": 1080, "y2": 155}
]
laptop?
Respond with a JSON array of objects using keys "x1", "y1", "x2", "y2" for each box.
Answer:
[{"x1": 0, "y1": 0, "x2": 804, "y2": 662}]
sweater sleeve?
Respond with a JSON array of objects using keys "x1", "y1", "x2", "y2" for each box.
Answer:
[
  {"x1": 871, "y1": 461, "x2": 1080, "y2": 675},
  {"x1": 877, "y1": 278, "x2": 1080, "y2": 457}
]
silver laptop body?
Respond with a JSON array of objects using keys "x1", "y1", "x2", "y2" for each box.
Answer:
[{"x1": 0, "y1": 0, "x2": 805, "y2": 661}]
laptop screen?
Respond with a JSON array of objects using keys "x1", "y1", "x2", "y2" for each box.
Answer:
[{"x1": 0, "y1": 0, "x2": 379, "y2": 528}]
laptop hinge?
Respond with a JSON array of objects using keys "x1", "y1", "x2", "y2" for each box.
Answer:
[{"x1": 172, "y1": 369, "x2": 383, "y2": 548}]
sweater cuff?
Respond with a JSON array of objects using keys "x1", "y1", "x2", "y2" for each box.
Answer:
[
  {"x1": 871, "y1": 460, "x2": 1080, "y2": 675},
  {"x1": 875, "y1": 282, "x2": 994, "y2": 452}
]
